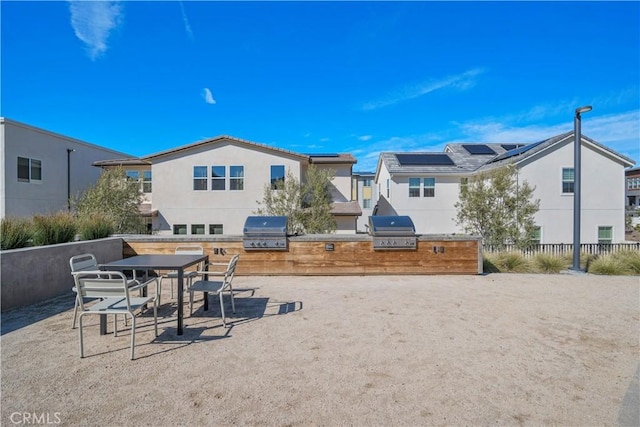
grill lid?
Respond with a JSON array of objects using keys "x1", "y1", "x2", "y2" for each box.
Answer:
[
  {"x1": 243, "y1": 216, "x2": 288, "y2": 235},
  {"x1": 368, "y1": 216, "x2": 416, "y2": 235}
]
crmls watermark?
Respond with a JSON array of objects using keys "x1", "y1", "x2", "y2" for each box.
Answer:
[{"x1": 9, "y1": 412, "x2": 61, "y2": 425}]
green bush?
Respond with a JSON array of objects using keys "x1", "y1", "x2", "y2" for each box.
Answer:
[
  {"x1": 610, "y1": 250, "x2": 640, "y2": 275},
  {"x1": 77, "y1": 213, "x2": 114, "y2": 240},
  {"x1": 484, "y1": 251, "x2": 532, "y2": 273},
  {"x1": 32, "y1": 212, "x2": 77, "y2": 246},
  {"x1": 533, "y1": 253, "x2": 568, "y2": 273},
  {"x1": 587, "y1": 255, "x2": 628, "y2": 275},
  {"x1": 1, "y1": 217, "x2": 33, "y2": 250}
]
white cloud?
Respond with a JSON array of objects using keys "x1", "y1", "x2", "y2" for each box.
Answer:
[
  {"x1": 68, "y1": 1, "x2": 123, "y2": 61},
  {"x1": 178, "y1": 1, "x2": 194, "y2": 41},
  {"x1": 362, "y1": 68, "x2": 486, "y2": 111},
  {"x1": 202, "y1": 88, "x2": 216, "y2": 105},
  {"x1": 358, "y1": 135, "x2": 373, "y2": 141}
]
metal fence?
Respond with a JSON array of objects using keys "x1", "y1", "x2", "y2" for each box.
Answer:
[{"x1": 483, "y1": 242, "x2": 640, "y2": 258}]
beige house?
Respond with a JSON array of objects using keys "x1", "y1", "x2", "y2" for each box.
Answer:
[
  {"x1": 95, "y1": 136, "x2": 360, "y2": 235},
  {"x1": 0, "y1": 117, "x2": 132, "y2": 220}
]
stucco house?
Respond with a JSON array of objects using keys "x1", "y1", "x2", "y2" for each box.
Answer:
[
  {"x1": 352, "y1": 171, "x2": 379, "y2": 233},
  {"x1": 95, "y1": 135, "x2": 361, "y2": 235},
  {"x1": 0, "y1": 118, "x2": 133, "y2": 220},
  {"x1": 375, "y1": 132, "x2": 635, "y2": 244}
]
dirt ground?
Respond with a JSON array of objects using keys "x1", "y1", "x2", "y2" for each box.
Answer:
[{"x1": 1, "y1": 273, "x2": 639, "y2": 426}]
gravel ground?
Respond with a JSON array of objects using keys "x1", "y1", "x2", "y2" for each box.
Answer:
[{"x1": 1, "y1": 273, "x2": 638, "y2": 426}]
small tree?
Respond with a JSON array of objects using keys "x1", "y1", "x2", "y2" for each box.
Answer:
[
  {"x1": 73, "y1": 166, "x2": 145, "y2": 234},
  {"x1": 455, "y1": 164, "x2": 539, "y2": 248},
  {"x1": 256, "y1": 165, "x2": 336, "y2": 234}
]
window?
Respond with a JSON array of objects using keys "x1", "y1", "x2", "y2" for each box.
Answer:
[
  {"x1": 193, "y1": 166, "x2": 207, "y2": 191},
  {"x1": 460, "y1": 177, "x2": 468, "y2": 191},
  {"x1": 126, "y1": 170, "x2": 139, "y2": 181},
  {"x1": 271, "y1": 165, "x2": 285, "y2": 189},
  {"x1": 598, "y1": 226, "x2": 613, "y2": 244},
  {"x1": 363, "y1": 199, "x2": 372, "y2": 209},
  {"x1": 409, "y1": 178, "x2": 420, "y2": 197},
  {"x1": 530, "y1": 226, "x2": 542, "y2": 245},
  {"x1": 363, "y1": 178, "x2": 372, "y2": 187},
  {"x1": 17, "y1": 157, "x2": 41, "y2": 182},
  {"x1": 211, "y1": 166, "x2": 226, "y2": 191},
  {"x1": 209, "y1": 224, "x2": 223, "y2": 234},
  {"x1": 230, "y1": 166, "x2": 244, "y2": 190},
  {"x1": 173, "y1": 224, "x2": 187, "y2": 235},
  {"x1": 142, "y1": 171, "x2": 152, "y2": 193},
  {"x1": 423, "y1": 178, "x2": 435, "y2": 197},
  {"x1": 386, "y1": 179, "x2": 390, "y2": 198},
  {"x1": 562, "y1": 168, "x2": 574, "y2": 194},
  {"x1": 191, "y1": 224, "x2": 205, "y2": 235}
]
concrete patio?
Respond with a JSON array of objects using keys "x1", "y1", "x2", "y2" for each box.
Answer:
[{"x1": 1, "y1": 273, "x2": 638, "y2": 426}]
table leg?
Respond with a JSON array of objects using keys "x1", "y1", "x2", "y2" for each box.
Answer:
[
  {"x1": 177, "y1": 269, "x2": 184, "y2": 335},
  {"x1": 100, "y1": 315, "x2": 107, "y2": 335},
  {"x1": 203, "y1": 265, "x2": 210, "y2": 311}
]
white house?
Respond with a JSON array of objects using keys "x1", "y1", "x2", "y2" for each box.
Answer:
[
  {"x1": 95, "y1": 136, "x2": 360, "y2": 235},
  {"x1": 375, "y1": 132, "x2": 635, "y2": 244},
  {"x1": 352, "y1": 171, "x2": 379, "y2": 233},
  {"x1": 0, "y1": 118, "x2": 133, "y2": 220}
]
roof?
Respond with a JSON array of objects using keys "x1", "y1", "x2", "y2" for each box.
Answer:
[
  {"x1": 143, "y1": 135, "x2": 309, "y2": 161},
  {"x1": 309, "y1": 153, "x2": 357, "y2": 164},
  {"x1": 330, "y1": 201, "x2": 362, "y2": 216},
  {"x1": 93, "y1": 158, "x2": 152, "y2": 167},
  {"x1": 379, "y1": 132, "x2": 635, "y2": 177}
]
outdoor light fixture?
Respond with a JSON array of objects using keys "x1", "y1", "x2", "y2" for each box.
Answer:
[{"x1": 572, "y1": 105, "x2": 592, "y2": 271}]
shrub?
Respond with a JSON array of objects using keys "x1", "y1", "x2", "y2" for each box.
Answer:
[
  {"x1": 488, "y1": 251, "x2": 532, "y2": 273},
  {"x1": 32, "y1": 212, "x2": 77, "y2": 246},
  {"x1": 533, "y1": 253, "x2": 567, "y2": 273},
  {"x1": 588, "y1": 255, "x2": 628, "y2": 276},
  {"x1": 78, "y1": 213, "x2": 114, "y2": 240},
  {"x1": 1, "y1": 217, "x2": 33, "y2": 250},
  {"x1": 611, "y1": 250, "x2": 640, "y2": 275}
]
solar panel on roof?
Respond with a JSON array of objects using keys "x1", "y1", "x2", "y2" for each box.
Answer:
[
  {"x1": 396, "y1": 154, "x2": 455, "y2": 166},
  {"x1": 462, "y1": 144, "x2": 496, "y2": 155},
  {"x1": 500, "y1": 144, "x2": 525, "y2": 151},
  {"x1": 489, "y1": 139, "x2": 548, "y2": 163}
]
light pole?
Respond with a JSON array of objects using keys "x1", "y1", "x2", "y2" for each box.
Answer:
[
  {"x1": 67, "y1": 148, "x2": 75, "y2": 211},
  {"x1": 572, "y1": 105, "x2": 592, "y2": 271}
]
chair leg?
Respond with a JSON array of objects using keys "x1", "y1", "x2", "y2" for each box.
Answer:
[
  {"x1": 78, "y1": 315, "x2": 85, "y2": 358},
  {"x1": 130, "y1": 315, "x2": 136, "y2": 360},
  {"x1": 229, "y1": 284, "x2": 236, "y2": 313},
  {"x1": 189, "y1": 290, "x2": 194, "y2": 316},
  {"x1": 157, "y1": 277, "x2": 164, "y2": 307},
  {"x1": 153, "y1": 303, "x2": 158, "y2": 337},
  {"x1": 71, "y1": 296, "x2": 79, "y2": 329},
  {"x1": 219, "y1": 292, "x2": 227, "y2": 328}
]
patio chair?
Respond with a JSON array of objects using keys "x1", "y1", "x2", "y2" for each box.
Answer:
[
  {"x1": 158, "y1": 246, "x2": 205, "y2": 305},
  {"x1": 187, "y1": 254, "x2": 239, "y2": 327},
  {"x1": 70, "y1": 254, "x2": 137, "y2": 329},
  {"x1": 75, "y1": 271, "x2": 159, "y2": 360}
]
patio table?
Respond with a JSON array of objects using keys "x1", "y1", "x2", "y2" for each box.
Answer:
[{"x1": 101, "y1": 254, "x2": 208, "y2": 335}]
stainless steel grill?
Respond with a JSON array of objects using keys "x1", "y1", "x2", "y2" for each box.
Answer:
[
  {"x1": 368, "y1": 215, "x2": 417, "y2": 250},
  {"x1": 242, "y1": 216, "x2": 288, "y2": 251}
]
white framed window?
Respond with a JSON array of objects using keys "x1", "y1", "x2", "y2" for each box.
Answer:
[
  {"x1": 230, "y1": 166, "x2": 244, "y2": 190},
  {"x1": 386, "y1": 179, "x2": 390, "y2": 198},
  {"x1": 363, "y1": 178, "x2": 372, "y2": 187},
  {"x1": 598, "y1": 226, "x2": 613, "y2": 244},
  {"x1": 209, "y1": 224, "x2": 223, "y2": 234},
  {"x1": 193, "y1": 166, "x2": 207, "y2": 191},
  {"x1": 211, "y1": 166, "x2": 225, "y2": 191},
  {"x1": 17, "y1": 157, "x2": 41, "y2": 182},
  {"x1": 423, "y1": 178, "x2": 435, "y2": 197},
  {"x1": 562, "y1": 168, "x2": 574, "y2": 194},
  {"x1": 460, "y1": 177, "x2": 468, "y2": 191},
  {"x1": 409, "y1": 178, "x2": 420, "y2": 197},
  {"x1": 363, "y1": 199, "x2": 372, "y2": 209},
  {"x1": 142, "y1": 171, "x2": 152, "y2": 193},
  {"x1": 271, "y1": 165, "x2": 285, "y2": 189},
  {"x1": 191, "y1": 224, "x2": 205, "y2": 235},
  {"x1": 126, "y1": 170, "x2": 139, "y2": 182},
  {"x1": 173, "y1": 224, "x2": 187, "y2": 235},
  {"x1": 530, "y1": 226, "x2": 542, "y2": 245}
]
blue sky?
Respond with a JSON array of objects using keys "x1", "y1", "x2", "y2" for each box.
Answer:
[{"x1": 2, "y1": 1, "x2": 639, "y2": 172}]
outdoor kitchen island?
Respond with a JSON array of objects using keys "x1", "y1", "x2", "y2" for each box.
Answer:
[{"x1": 122, "y1": 233, "x2": 482, "y2": 275}]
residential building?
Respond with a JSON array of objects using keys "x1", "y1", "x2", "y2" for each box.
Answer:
[
  {"x1": 626, "y1": 166, "x2": 640, "y2": 209},
  {"x1": 0, "y1": 118, "x2": 132, "y2": 220},
  {"x1": 95, "y1": 136, "x2": 360, "y2": 235},
  {"x1": 352, "y1": 171, "x2": 378, "y2": 233},
  {"x1": 375, "y1": 132, "x2": 635, "y2": 244}
]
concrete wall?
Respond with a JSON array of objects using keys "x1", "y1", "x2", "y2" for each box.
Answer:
[{"x1": 1, "y1": 237, "x2": 123, "y2": 311}]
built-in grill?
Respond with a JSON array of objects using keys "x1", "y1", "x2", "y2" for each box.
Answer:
[
  {"x1": 242, "y1": 216, "x2": 288, "y2": 251},
  {"x1": 368, "y1": 215, "x2": 417, "y2": 250}
]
